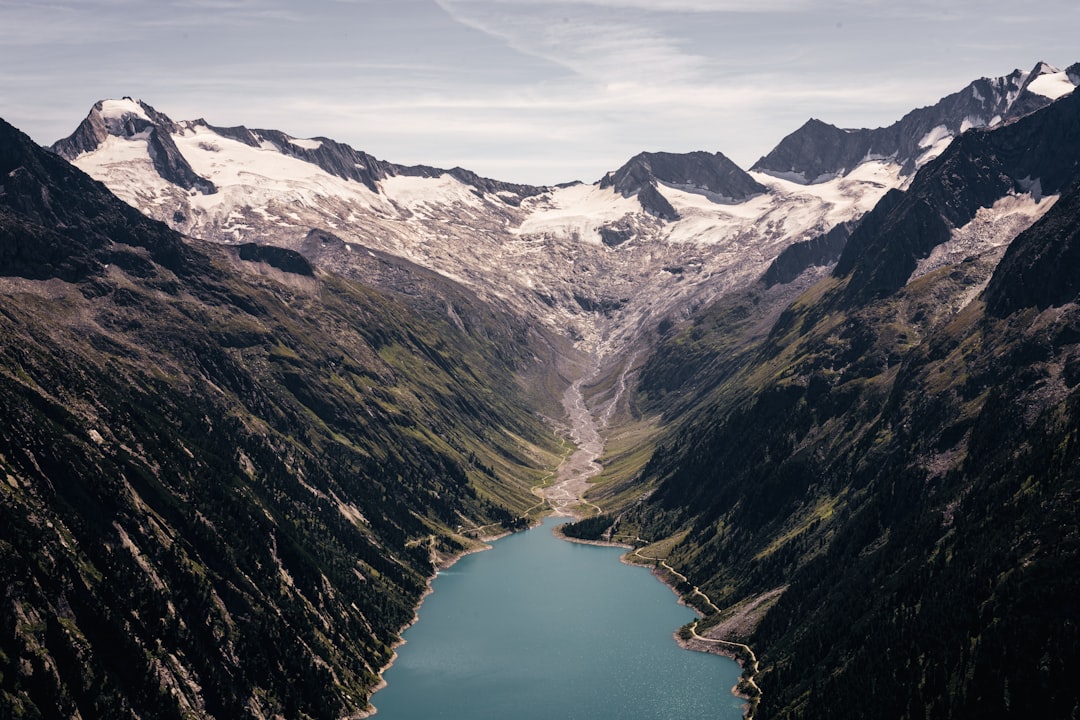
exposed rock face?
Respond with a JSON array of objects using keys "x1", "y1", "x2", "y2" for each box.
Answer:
[
  {"x1": 1, "y1": 115, "x2": 556, "y2": 720},
  {"x1": 234, "y1": 242, "x2": 314, "y2": 276},
  {"x1": 600, "y1": 150, "x2": 768, "y2": 217},
  {"x1": 754, "y1": 62, "x2": 1079, "y2": 183},
  {"x1": 53, "y1": 99, "x2": 216, "y2": 194},
  {"x1": 835, "y1": 87, "x2": 1080, "y2": 302},
  {"x1": 1, "y1": 116, "x2": 195, "y2": 281},
  {"x1": 763, "y1": 220, "x2": 855, "y2": 287},
  {"x1": 984, "y1": 181, "x2": 1080, "y2": 316}
]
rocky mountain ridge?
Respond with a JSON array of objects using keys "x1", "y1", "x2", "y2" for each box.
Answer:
[
  {"x1": 1, "y1": 116, "x2": 561, "y2": 718},
  {"x1": 599, "y1": 150, "x2": 768, "y2": 219},
  {"x1": 577, "y1": 72, "x2": 1080, "y2": 720},
  {"x1": 6, "y1": 58, "x2": 1079, "y2": 720},
  {"x1": 53, "y1": 63, "x2": 1076, "y2": 377},
  {"x1": 753, "y1": 61, "x2": 1080, "y2": 183},
  {"x1": 50, "y1": 100, "x2": 904, "y2": 371}
]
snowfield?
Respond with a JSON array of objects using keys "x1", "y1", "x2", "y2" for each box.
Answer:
[{"x1": 65, "y1": 94, "x2": 1061, "y2": 362}]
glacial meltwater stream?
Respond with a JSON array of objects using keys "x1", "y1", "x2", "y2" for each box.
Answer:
[
  {"x1": 371, "y1": 517, "x2": 745, "y2": 719},
  {"x1": 373, "y1": 361, "x2": 744, "y2": 718}
]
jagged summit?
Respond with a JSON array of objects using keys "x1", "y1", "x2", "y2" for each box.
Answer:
[
  {"x1": 51, "y1": 98, "x2": 547, "y2": 202},
  {"x1": 600, "y1": 150, "x2": 767, "y2": 219},
  {"x1": 53, "y1": 98, "x2": 217, "y2": 194},
  {"x1": 753, "y1": 61, "x2": 1079, "y2": 184}
]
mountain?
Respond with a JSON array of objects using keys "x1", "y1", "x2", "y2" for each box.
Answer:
[
  {"x1": 21, "y1": 59, "x2": 1080, "y2": 720},
  {"x1": 753, "y1": 61, "x2": 1080, "y2": 184},
  {"x1": 599, "y1": 150, "x2": 769, "y2": 220},
  {"x1": 56, "y1": 65, "x2": 1074, "y2": 378},
  {"x1": 572, "y1": 80, "x2": 1080, "y2": 720},
  {"x1": 0, "y1": 116, "x2": 561, "y2": 718},
  {"x1": 50, "y1": 97, "x2": 906, "y2": 397}
]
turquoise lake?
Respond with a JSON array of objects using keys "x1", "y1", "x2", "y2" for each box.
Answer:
[{"x1": 372, "y1": 516, "x2": 745, "y2": 719}]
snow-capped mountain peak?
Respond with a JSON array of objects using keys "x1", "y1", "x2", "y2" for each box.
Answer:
[
  {"x1": 53, "y1": 99, "x2": 899, "y2": 357},
  {"x1": 51, "y1": 63, "x2": 1075, "y2": 361},
  {"x1": 753, "y1": 61, "x2": 1079, "y2": 185}
]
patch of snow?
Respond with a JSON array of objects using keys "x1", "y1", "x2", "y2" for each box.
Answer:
[
  {"x1": 910, "y1": 191, "x2": 1059, "y2": 283},
  {"x1": 659, "y1": 181, "x2": 751, "y2": 205},
  {"x1": 657, "y1": 161, "x2": 901, "y2": 251},
  {"x1": 919, "y1": 125, "x2": 952, "y2": 149},
  {"x1": 916, "y1": 127, "x2": 955, "y2": 168},
  {"x1": 972, "y1": 86, "x2": 985, "y2": 102},
  {"x1": 1027, "y1": 71, "x2": 1076, "y2": 100},
  {"x1": 960, "y1": 116, "x2": 987, "y2": 133},
  {"x1": 288, "y1": 137, "x2": 323, "y2": 150},
  {"x1": 516, "y1": 184, "x2": 641, "y2": 245},
  {"x1": 1007, "y1": 71, "x2": 1031, "y2": 110},
  {"x1": 754, "y1": 160, "x2": 901, "y2": 217},
  {"x1": 169, "y1": 125, "x2": 389, "y2": 215},
  {"x1": 758, "y1": 169, "x2": 810, "y2": 184},
  {"x1": 72, "y1": 134, "x2": 178, "y2": 206},
  {"x1": 381, "y1": 173, "x2": 488, "y2": 211},
  {"x1": 100, "y1": 98, "x2": 149, "y2": 122}
]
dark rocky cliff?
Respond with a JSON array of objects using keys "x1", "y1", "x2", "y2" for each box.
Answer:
[{"x1": 754, "y1": 62, "x2": 1077, "y2": 182}]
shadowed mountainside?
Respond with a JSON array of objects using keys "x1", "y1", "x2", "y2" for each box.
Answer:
[
  {"x1": 572, "y1": 85, "x2": 1080, "y2": 720},
  {"x1": 0, "y1": 117, "x2": 560, "y2": 719}
]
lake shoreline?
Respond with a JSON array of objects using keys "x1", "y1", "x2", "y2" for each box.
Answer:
[
  {"x1": 361, "y1": 522, "x2": 526, "y2": 717},
  {"x1": 555, "y1": 524, "x2": 756, "y2": 717}
]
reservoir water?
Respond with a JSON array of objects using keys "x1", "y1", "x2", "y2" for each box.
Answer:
[{"x1": 372, "y1": 516, "x2": 745, "y2": 719}]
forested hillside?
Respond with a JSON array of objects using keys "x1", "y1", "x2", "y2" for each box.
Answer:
[
  {"x1": 578, "y1": 86, "x2": 1080, "y2": 720},
  {"x1": 0, "y1": 118, "x2": 558, "y2": 719}
]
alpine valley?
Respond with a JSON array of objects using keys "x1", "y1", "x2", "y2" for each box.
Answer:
[{"x1": 2, "y1": 60, "x2": 1079, "y2": 719}]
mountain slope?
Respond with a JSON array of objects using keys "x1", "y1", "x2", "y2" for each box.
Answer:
[
  {"x1": 0, "y1": 117, "x2": 558, "y2": 719},
  {"x1": 835, "y1": 85, "x2": 1080, "y2": 303},
  {"x1": 51, "y1": 98, "x2": 900, "y2": 368},
  {"x1": 599, "y1": 150, "x2": 768, "y2": 219},
  {"x1": 753, "y1": 61, "x2": 1079, "y2": 183},
  {"x1": 578, "y1": 79, "x2": 1080, "y2": 720}
]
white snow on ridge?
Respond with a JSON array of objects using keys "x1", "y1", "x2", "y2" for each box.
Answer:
[
  {"x1": 919, "y1": 125, "x2": 951, "y2": 149},
  {"x1": 175, "y1": 126, "x2": 335, "y2": 186},
  {"x1": 1027, "y1": 71, "x2": 1076, "y2": 100},
  {"x1": 960, "y1": 116, "x2": 988, "y2": 133},
  {"x1": 72, "y1": 134, "x2": 177, "y2": 209},
  {"x1": 65, "y1": 102, "x2": 920, "y2": 361},
  {"x1": 911, "y1": 191, "x2": 1059, "y2": 284},
  {"x1": 753, "y1": 160, "x2": 901, "y2": 218},
  {"x1": 100, "y1": 98, "x2": 149, "y2": 122},
  {"x1": 288, "y1": 137, "x2": 324, "y2": 150},
  {"x1": 381, "y1": 173, "x2": 488, "y2": 211},
  {"x1": 916, "y1": 126, "x2": 955, "y2": 168},
  {"x1": 516, "y1": 184, "x2": 641, "y2": 245}
]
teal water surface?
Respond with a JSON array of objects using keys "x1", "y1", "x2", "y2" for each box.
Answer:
[{"x1": 372, "y1": 516, "x2": 745, "y2": 719}]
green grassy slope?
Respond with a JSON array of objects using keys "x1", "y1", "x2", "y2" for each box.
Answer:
[
  {"x1": 579, "y1": 95, "x2": 1080, "y2": 719},
  {"x1": 0, "y1": 118, "x2": 558, "y2": 719}
]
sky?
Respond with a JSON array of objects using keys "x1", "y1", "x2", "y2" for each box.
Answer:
[{"x1": 0, "y1": 0, "x2": 1077, "y2": 185}]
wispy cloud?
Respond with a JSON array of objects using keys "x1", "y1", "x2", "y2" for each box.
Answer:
[
  {"x1": 436, "y1": 0, "x2": 712, "y2": 86},
  {"x1": 2, "y1": 0, "x2": 1077, "y2": 184}
]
